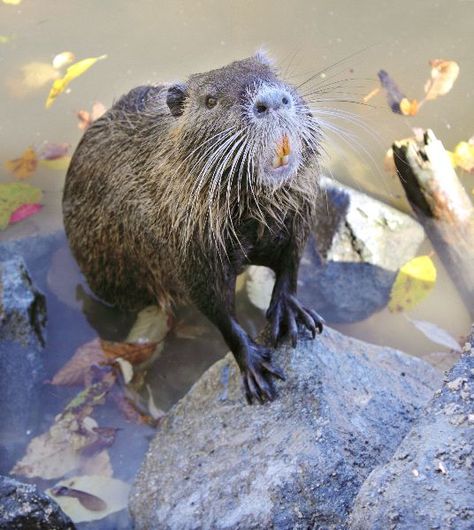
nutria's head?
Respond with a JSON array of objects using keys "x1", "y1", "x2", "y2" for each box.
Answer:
[{"x1": 166, "y1": 51, "x2": 320, "y2": 192}]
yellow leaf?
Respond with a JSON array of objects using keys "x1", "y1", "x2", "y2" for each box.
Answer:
[
  {"x1": 4, "y1": 147, "x2": 38, "y2": 179},
  {"x1": 399, "y1": 98, "x2": 419, "y2": 116},
  {"x1": 388, "y1": 255, "x2": 437, "y2": 312},
  {"x1": 453, "y1": 141, "x2": 474, "y2": 173},
  {"x1": 0, "y1": 35, "x2": 12, "y2": 44},
  {"x1": 39, "y1": 157, "x2": 71, "y2": 170},
  {"x1": 2, "y1": 0, "x2": 22, "y2": 4},
  {"x1": 45, "y1": 54, "x2": 107, "y2": 108}
]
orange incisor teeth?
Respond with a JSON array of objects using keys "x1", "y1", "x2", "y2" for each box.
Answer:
[{"x1": 272, "y1": 135, "x2": 291, "y2": 169}]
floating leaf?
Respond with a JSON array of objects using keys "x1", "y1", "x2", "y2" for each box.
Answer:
[
  {"x1": 424, "y1": 60, "x2": 460, "y2": 101},
  {"x1": 46, "y1": 54, "x2": 107, "y2": 108},
  {"x1": 388, "y1": 255, "x2": 437, "y2": 312},
  {"x1": 378, "y1": 69, "x2": 406, "y2": 114},
  {"x1": 0, "y1": 35, "x2": 12, "y2": 44},
  {"x1": 10, "y1": 203, "x2": 42, "y2": 224},
  {"x1": 362, "y1": 86, "x2": 380, "y2": 103},
  {"x1": 5, "y1": 147, "x2": 38, "y2": 179},
  {"x1": 52, "y1": 51, "x2": 76, "y2": 70},
  {"x1": 39, "y1": 142, "x2": 70, "y2": 160},
  {"x1": 101, "y1": 339, "x2": 159, "y2": 366},
  {"x1": 11, "y1": 412, "x2": 112, "y2": 480},
  {"x1": 50, "y1": 486, "x2": 107, "y2": 512},
  {"x1": 173, "y1": 321, "x2": 208, "y2": 340},
  {"x1": 2, "y1": 0, "x2": 22, "y2": 4},
  {"x1": 47, "y1": 476, "x2": 130, "y2": 523},
  {"x1": 6, "y1": 62, "x2": 60, "y2": 98},
  {"x1": 51, "y1": 338, "x2": 108, "y2": 386},
  {"x1": 126, "y1": 305, "x2": 172, "y2": 344},
  {"x1": 0, "y1": 182, "x2": 42, "y2": 229},
  {"x1": 399, "y1": 98, "x2": 419, "y2": 116},
  {"x1": 77, "y1": 101, "x2": 107, "y2": 130},
  {"x1": 39, "y1": 157, "x2": 71, "y2": 170},
  {"x1": 448, "y1": 141, "x2": 474, "y2": 173},
  {"x1": 405, "y1": 316, "x2": 461, "y2": 351}
]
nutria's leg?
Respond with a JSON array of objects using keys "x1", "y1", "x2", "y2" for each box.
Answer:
[
  {"x1": 266, "y1": 247, "x2": 323, "y2": 347},
  {"x1": 189, "y1": 271, "x2": 285, "y2": 404}
]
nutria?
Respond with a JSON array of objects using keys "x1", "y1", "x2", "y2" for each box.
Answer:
[{"x1": 63, "y1": 51, "x2": 323, "y2": 404}]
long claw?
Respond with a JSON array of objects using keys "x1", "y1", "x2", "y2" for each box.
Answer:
[{"x1": 262, "y1": 361, "x2": 286, "y2": 381}]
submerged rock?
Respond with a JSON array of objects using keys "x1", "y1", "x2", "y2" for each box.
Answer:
[
  {"x1": 130, "y1": 327, "x2": 440, "y2": 529},
  {"x1": 0, "y1": 475, "x2": 75, "y2": 529},
  {"x1": 349, "y1": 328, "x2": 474, "y2": 530},
  {"x1": 301, "y1": 177, "x2": 425, "y2": 323},
  {"x1": 0, "y1": 257, "x2": 46, "y2": 471}
]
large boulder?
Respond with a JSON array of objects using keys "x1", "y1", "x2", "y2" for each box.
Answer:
[
  {"x1": 130, "y1": 327, "x2": 441, "y2": 529},
  {"x1": 0, "y1": 475, "x2": 75, "y2": 529},
  {"x1": 302, "y1": 177, "x2": 425, "y2": 323},
  {"x1": 349, "y1": 328, "x2": 474, "y2": 530},
  {"x1": 0, "y1": 257, "x2": 47, "y2": 471}
]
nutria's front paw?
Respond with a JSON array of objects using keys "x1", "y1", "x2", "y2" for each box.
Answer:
[
  {"x1": 266, "y1": 293, "x2": 323, "y2": 347},
  {"x1": 239, "y1": 343, "x2": 285, "y2": 405}
]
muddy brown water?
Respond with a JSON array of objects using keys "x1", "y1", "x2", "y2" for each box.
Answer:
[{"x1": 1, "y1": 1, "x2": 473, "y2": 528}]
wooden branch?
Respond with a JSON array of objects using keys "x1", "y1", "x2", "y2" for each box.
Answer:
[{"x1": 393, "y1": 129, "x2": 474, "y2": 317}]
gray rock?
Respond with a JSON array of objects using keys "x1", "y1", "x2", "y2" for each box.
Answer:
[
  {"x1": 299, "y1": 177, "x2": 425, "y2": 323},
  {"x1": 0, "y1": 257, "x2": 47, "y2": 470},
  {"x1": 349, "y1": 328, "x2": 474, "y2": 530},
  {"x1": 0, "y1": 475, "x2": 75, "y2": 529},
  {"x1": 130, "y1": 327, "x2": 441, "y2": 529}
]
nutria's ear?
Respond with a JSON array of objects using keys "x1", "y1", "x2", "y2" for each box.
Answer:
[
  {"x1": 166, "y1": 83, "x2": 188, "y2": 117},
  {"x1": 254, "y1": 48, "x2": 275, "y2": 67}
]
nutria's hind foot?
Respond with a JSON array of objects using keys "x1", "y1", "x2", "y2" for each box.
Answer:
[
  {"x1": 239, "y1": 342, "x2": 285, "y2": 405},
  {"x1": 267, "y1": 293, "x2": 324, "y2": 347}
]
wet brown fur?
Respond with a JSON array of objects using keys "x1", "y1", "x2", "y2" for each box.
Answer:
[{"x1": 63, "y1": 55, "x2": 321, "y2": 315}]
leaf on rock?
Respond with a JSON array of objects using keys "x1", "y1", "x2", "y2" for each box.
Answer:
[
  {"x1": 5, "y1": 147, "x2": 38, "y2": 179},
  {"x1": 77, "y1": 101, "x2": 107, "y2": 130},
  {"x1": 52, "y1": 51, "x2": 76, "y2": 70},
  {"x1": 0, "y1": 182, "x2": 43, "y2": 230},
  {"x1": 47, "y1": 476, "x2": 130, "y2": 523},
  {"x1": 388, "y1": 255, "x2": 437, "y2": 312},
  {"x1": 423, "y1": 59, "x2": 460, "y2": 101},
  {"x1": 405, "y1": 316, "x2": 462, "y2": 352},
  {"x1": 46, "y1": 54, "x2": 107, "y2": 108}
]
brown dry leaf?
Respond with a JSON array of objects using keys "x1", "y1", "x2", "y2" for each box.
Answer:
[
  {"x1": 4, "y1": 147, "x2": 38, "y2": 180},
  {"x1": 399, "y1": 98, "x2": 419, "y2": 116},
  {"x1": 51, "y1": 338, "x2": 108, "y2": 386},
  {"x1": 77, "y1": 102, "x2": 107, "y2": 130},
  {"x1": 50, "y1": 486, "x2": 107, "y2": 512},
  {"x1": 424, "y1": 59, "x2": 460, "y2": 101},
  {"x1": 101, "y1": 339, "x2": 158, "y2": 366}
]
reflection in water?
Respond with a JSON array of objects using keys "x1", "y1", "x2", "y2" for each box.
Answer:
[{"x1": 0, "y1": 1, "x2": 472, "y2": 527}]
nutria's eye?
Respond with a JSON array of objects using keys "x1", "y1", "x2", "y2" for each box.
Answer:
[{"x1": 205, "y1": 96, "x2": 218, "y2": 109}]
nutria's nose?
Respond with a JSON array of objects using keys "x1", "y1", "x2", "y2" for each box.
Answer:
[{"x1": 253, "y1": 88, "x2": 292, "y2": 117}]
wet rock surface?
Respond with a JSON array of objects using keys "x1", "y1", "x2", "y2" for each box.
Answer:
[
  {"x1": 0, "y1": 475, "x2": 75, "y2": 530},
  {"x1": 300, "y1": 177, "x2": 425, "y2": 323},
  {"x1": 130, "y1": 326, "x2": 441, "y2": 530},
  {"x1": 0, "y1": 257, "x2": 47, "y2": 471},
  {"x1": 349, "y1": 328, "x2": 474, "y2": 530}
]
